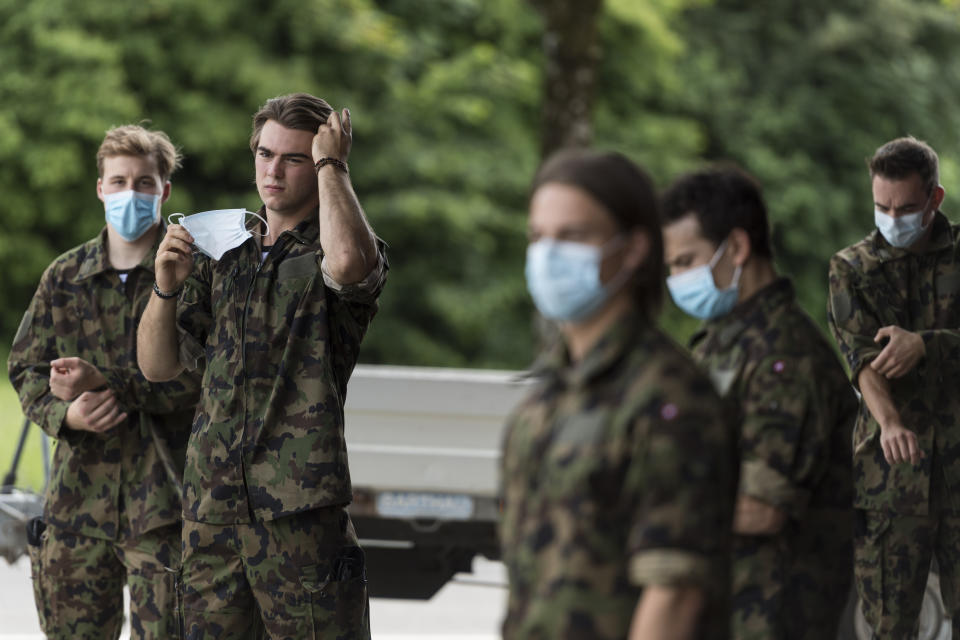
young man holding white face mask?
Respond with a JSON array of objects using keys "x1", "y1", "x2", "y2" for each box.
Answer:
[
  {"x1": 828, "y1": 136, "x2": 960, "y2": 638},
  {"x1": 662, "y1": 166, "x2": 856, "y2": 640},
  {"x1": 137, "y1": 93, "x2": 386, "y2": 639},
  {"x1": 8, "y1": 124, "x2": 200, "y2": 639}
]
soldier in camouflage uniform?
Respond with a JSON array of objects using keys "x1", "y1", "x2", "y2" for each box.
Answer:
[
  {"x1": 661, "y1": 167, "x2": 856, "y2": 640},
  {"x1": 136, "y1": 93, "x2": 386, "y2": 639},
  {"x1": 828, "y1": 136, "x2": 960, "y2": 638},
  {"x1": 501, "y1": 150, "x2": 737, "y2": 640},
  {"x1": 7, "y1": 125, "x2": 200, "y2": 639}
]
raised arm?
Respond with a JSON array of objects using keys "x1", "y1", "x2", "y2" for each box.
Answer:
[
  {"x1": 137, "y1": 224, "x2": 195, "y2": 381},
  {"x1": 311, "y1": 108, "x2": 378, "y2": 285}
]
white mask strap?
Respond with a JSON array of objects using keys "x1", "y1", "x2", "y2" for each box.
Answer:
[
  {"x1": 246, "y1": 211, "x2": 270, "y2": 238},
  {"x1": 167, "y1": 213, "x2": 185, "y2": 225}
]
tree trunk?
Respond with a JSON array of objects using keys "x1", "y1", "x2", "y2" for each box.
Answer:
[{"x1": 528, "y1": 0, "x2": 604, "y2": 159}]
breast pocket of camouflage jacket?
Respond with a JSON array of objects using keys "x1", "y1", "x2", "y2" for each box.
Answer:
[
  {"x1": 545, "y1": 410, "x2": 620, "y2": 507},
  {"x1": 934, "y1": 270, "x2": 960, "y2": 324},
  {"x1": 272, "y1": 253, "x2": 319, "y2": 324}
]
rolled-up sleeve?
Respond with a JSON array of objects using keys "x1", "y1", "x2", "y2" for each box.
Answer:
[{"x1": 321, "y1": 237, "x2": 388, "y2": 305}]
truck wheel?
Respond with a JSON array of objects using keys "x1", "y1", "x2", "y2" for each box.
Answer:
[{"x1": 852, "y1": 572, "x2": 947, "y2": 640}]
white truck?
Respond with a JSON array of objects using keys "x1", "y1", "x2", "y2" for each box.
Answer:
[
  {"x1": 343, "y1": 365, "x2": 950, "y2": 639},
  {"x1": 343, "y1": 364, "x2": 529, "y2": 599}
]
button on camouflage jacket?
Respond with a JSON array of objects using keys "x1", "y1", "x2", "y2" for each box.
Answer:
[
  {"x1": 500, "y1": 311, "x2": 736, "y2": 640},
  {"x1": 691, "y1": 278, "x2": 856, "y2": 521},
  {"x1": 8, "y1": 227, "x2": 200, "y2": 540},
  {"x1": 828, "y1": 212, "x2": 960, "y2": 515},
  {"x1": 176, "y1": 212, "x2": 386, "y2": 524}
]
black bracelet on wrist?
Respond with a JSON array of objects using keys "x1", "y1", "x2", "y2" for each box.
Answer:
[
  {"x1": 315, "y1": 157, "x2": 349, "y2": 174},
  {"x1": 153, "y1": 281, "x2": 182, "y2": 299}
]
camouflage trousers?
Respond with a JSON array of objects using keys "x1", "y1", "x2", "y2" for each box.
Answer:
[
  {"x1": 731, "y1": 509, "x2": 853, "y2": 640},
  {"x1": 180, "y1": 505, "x2": 370, "y2": 640},
  {"x1": 855, "y1": 507, "x2": 960, "y2": 639},
  {"x1": 27, "y1": 521, "x2": 181, "y2": 639}
]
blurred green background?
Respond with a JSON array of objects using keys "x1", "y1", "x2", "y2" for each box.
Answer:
[{"x1": 3, "y1": 0, "x2": 960, "y2": 491}]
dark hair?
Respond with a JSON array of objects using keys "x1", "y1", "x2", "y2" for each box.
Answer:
[
  {"x1": 249, "y1": 93, "x2": 333, "y2": 153},
  {"x1": 868, "y1": 136, "x2": 939, "y2": 195},
  {"x1": 531, "y1": 149, "x2": 664, "y2": 315},
  {"x1": 660, "y1": 165, "x2": 773, "y2": 259}
]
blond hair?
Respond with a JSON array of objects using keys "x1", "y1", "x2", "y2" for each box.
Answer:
[{"x1": 96, "y1": 124, "x2": 182, "y2": 182}]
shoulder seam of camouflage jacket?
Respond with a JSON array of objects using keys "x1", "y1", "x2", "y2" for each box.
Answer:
[
  {"x1": 7, "y1": 225, "x2": 200, "y2": 540},
  {"x1": 175, "y1": 212, "x2": 387, "y2": 524},
  {"x1": 827, "y1": 211, "x2": 960, "y2": 516}
]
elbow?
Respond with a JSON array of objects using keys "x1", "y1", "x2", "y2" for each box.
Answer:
[
  {"x1": 137, "y1": 355, "x2": 180, "y2": 383},
  {"x1": 326, "y1": 247, "x2": 376, "y2": 285}
]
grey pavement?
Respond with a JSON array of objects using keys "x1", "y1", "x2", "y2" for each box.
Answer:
[{"x1": 0, "y1": 554, "x2": 505, "y2": 638}]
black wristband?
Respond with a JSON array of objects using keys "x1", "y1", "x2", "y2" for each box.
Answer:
[
  {"x1": 153, "y1": 281, "x2": 182, "y2": 299},
  {"x1": 315, "y1": 157, "x2": 349, "y2": 174}
]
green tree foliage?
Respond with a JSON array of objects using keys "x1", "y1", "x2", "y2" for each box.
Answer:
[
  {"x1": 664, "y1": 0, "x2": 960, "y2": 338},
  {"x1": 2, "y1": 0, "x2": 960, "y2": 372},
  {"x1": 0, "y1": 0, "x2": 545, "y2": 368}
]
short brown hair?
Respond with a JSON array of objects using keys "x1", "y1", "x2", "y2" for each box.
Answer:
[
  {"x1": 868, "y1": 136, "x2": 939, "y2": 194},
  {"x1": 531, "y1": 149, "x2": 664, "y2": 316},
  {"x1": 96, "y1": 124, "x2": 181, "y2": 182},
  {"x1": 249, "y1": 93, "x2": 333, "y2": 153}
]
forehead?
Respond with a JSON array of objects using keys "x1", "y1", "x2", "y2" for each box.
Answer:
[
  {"x1": 871, "y1": 172, "x2": 926, "y2": 202},
  {"x1": 101, "y1": 153, "x2": 159, "y2": 177},
  {"x1": 257, "y1": 120, "x2": 314, "y2": 153},
  {"x1": 528, "y1": 182, "x2": 616, "y2": 232},
  {"x1": 663, "y1": 213, "x2": 714, "y2": 256}
]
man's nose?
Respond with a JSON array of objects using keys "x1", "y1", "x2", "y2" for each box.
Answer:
[{"x1": 267, "y1": 158, "x2": 283, "y2": 177}]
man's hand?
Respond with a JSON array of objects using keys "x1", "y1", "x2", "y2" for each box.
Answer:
[
  {"x1": 880, "y1": 422, "x2": 924, "y2": 465},
  {"x1": 49, "y1": 357, "x2": 107, "y2": 401},
  {"x1": 732, "y1": 495, "x2": 786, "y2": 535},
  {"x1": 871, "y1": 326, "x2": 925, "y2": 379},
  {"x1": 155, "y1": 224, "x2": 195, "y2": 294},
  {"x1": 64, "y1": 389, "x2": 127, "y2": 434},
  {"x1": 312, "y1": 108, "x2": 352, "y2": 164}
]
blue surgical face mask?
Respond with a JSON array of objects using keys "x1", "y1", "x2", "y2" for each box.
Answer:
[
  {"x1": 666, "y1": 239, "x2": 742, "y2": 320},
  {"x1": 874, "y1": 195, "x2": 932, "y2": 248},
  {"x1": 104, "y1": 189, "x2": 161, "y2": 241},
  {"x1": 524, "y1": 236, "x2": 628, "y2": 323}
]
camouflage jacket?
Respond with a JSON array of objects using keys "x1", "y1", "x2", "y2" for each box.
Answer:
[
  {"x1": 828, "y1": 212, "x2": 960, "y2": 515},
  {"x1": 176, "y1": 212, "x2": 386, "y2": 524},
  {"x1": 691, "y1": 278, "x2": 856, "y2": 522},
  {"x1": 500, "y1": 311, "x2": 736, "y2": 640},
  {"x1": 8, "y1": 226, "x2": 200, "y2": 540}
]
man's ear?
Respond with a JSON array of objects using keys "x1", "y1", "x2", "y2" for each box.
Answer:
[
  {"x1": 96, "y1": 178, "x2": 105, "y2": 204},
  {"x1": 161, "y1": 181, "x2": 172, "y2": 204},
  {"x1": 933, "y1": 184, "x2": 946, "y2": 211},
  {"x1": 623, "y1": 229, "x2": 650, "y2": 271},
  {"x1": 728, "y1": 227, "x2": 752, "y2": 267}
]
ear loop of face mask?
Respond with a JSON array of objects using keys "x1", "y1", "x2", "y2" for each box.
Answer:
[
  {"x1": 167, "y1": 210, "x2": 272, "y2": 248},
  {"x1": 710, "y1": 238, "x2": 742, "y2": 290}
]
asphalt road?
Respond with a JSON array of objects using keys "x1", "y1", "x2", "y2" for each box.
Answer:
[{"x1": 0, "y1": 555, "x2": 506, "y2": 638}]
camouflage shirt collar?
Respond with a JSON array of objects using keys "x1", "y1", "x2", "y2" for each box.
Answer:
[
  {"x1": 869, "y1": 210, "x2": 953, "y2": 261},
  {"x1": 75, "y1": 224, "x2": 161, "y2": 282},
  {"x1": 694, "y1": 277, "x2": 795, "y2": 351},
  {"x1": 531, "y1": 308, "x2": 647, "y2": 388},
  {"x1": 252, "y1": 207, "x2": 321, "y2": 246}
]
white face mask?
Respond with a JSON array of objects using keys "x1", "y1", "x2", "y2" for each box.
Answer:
[
  {"x1": 874, "y1": 193, "x2": 933, "y2": 248},
  {"x1": 168, "y1": 209, "x2": 269, "y2": 261}
]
